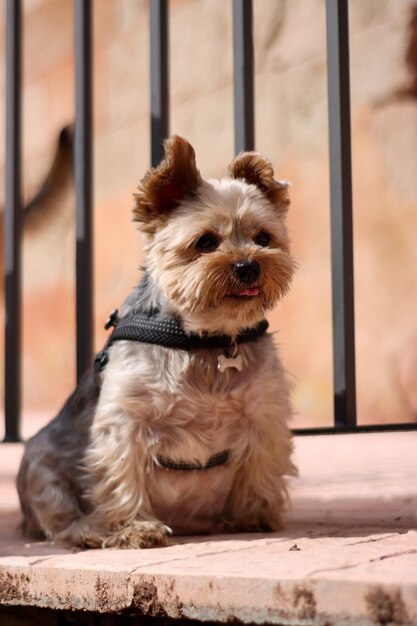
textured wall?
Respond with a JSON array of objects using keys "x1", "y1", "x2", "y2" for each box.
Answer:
[{"x1": 0, "y1": 0, "x2": 416, "y2": 429}]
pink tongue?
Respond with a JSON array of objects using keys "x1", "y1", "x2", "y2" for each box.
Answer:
[{"x1": 237, "y1": 287, "x2": 259, "y2": 296}]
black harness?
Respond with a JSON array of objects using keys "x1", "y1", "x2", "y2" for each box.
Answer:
[
  {"x1": 94, "y1": 308, "x2": 268, "y2": 471},
  {"x1": 95, "y1": 308, "x2": 268, "y2": 373},
  {"x1": 156, "y1": 450, "x2": 230, "y2": 471}
]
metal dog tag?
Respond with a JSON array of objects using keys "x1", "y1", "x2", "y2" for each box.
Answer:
[{"x1": 217, "y1": 353, "x2": 243, "y2": 373}]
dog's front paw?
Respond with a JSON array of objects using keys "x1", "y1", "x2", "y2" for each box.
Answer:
[{"x1": 102, "y1": 521, "x2": 172, "y2": 549}]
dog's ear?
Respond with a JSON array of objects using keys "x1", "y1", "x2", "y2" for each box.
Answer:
[
  {"x1": 228, "y1": 152, "x2": 290, "y2": 214},
  {"x1": 133, "y1": 136, "x2": 202, "y2": 231}
]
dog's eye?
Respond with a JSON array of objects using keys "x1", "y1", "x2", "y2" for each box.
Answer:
[
  {"x1": 194, "y1": 233, "x2": 220, "y2": 253},
  {"x1": 254, "y1": 231, "x2": 271, "y2": 247}
]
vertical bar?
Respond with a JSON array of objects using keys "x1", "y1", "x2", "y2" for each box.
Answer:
[
  {"x1": 74, "y1": 0, "x2": 93, "y2": 381},
  {"x1": 325, "y1": 0, "x2": 357, "y2": 429},
  {"x1": 232, "y1": 0, "x2": 254, "y2": 154},
  {"x1": 150, "y1": 0, "x2": 169, "y2": 166},
  {"x1": 4, "y1": 0, "x2": 22, "y2": 442}
]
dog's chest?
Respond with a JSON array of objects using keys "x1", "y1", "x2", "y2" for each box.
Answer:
[
  {"x1": 151, "y1": 344, "x2": 259, "y2": 439},
  {"x1": 107, "y1": 340, "x2": 262, "y2": 427},
  {"x1": 142, "y1": 345, "x2": 259, "y2": 533}
]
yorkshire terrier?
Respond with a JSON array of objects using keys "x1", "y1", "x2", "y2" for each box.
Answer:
[{"x1": 17, "y1": 136, "x2": 297, "y2": 549}]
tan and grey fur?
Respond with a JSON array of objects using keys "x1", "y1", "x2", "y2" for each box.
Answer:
[{"x1": 17, "y1": 136, "x2": 297, "y2": 549}]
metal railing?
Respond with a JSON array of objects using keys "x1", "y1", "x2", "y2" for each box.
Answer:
[
  {"x1": 4, "y1": 0, "x2": 22, "y2": 442},
  {"x1": 74, "y1": 0, "x2": 94, "y2": 383},
  {"x1": 3, "y1": 0, "x2": 417, "y2": 442}
]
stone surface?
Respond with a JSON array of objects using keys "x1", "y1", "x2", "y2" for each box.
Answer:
[
  {"x1": 0, "y1": 432, "x2": 416, "y2": 624},
  {"x1": 1, "y1": 0, "x2": 417, "y2": 425}
]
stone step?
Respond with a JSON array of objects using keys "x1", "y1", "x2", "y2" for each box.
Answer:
[{"x1": 0, "y1": 432, "x2": 416, "y2": 625}]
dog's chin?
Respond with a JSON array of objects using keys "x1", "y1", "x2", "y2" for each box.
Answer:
[
  {"x1": 176, "y1": 291, "x2": 271, "y2": 337},
  {"x1": 225, "y1": 294, "x2": 258, "y2": 303}
]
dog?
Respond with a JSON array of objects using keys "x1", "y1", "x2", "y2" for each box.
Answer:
[{"x1": 17, "y1": 136, "x2": 297, "y2": 549}]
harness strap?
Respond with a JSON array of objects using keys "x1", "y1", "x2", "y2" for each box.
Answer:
[
  {"x1": 108, "y1": 311, "x2": 268, "y2": 350},
  {"x1": 95, "y1": 309, "x2": 268, "y2": 377},
  {"x1": 156, "y1": 450, "x2": 230, "y2": 471}
]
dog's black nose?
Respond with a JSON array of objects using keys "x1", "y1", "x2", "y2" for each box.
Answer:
[{"x1": 233, "y1": 260, "x2": 260, "y2": 284}]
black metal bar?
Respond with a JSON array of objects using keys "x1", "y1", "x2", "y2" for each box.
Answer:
[
  {"x1": 294, "y1": 422, "x2": 417, "y2": 436},
  {"x1": 232, "y1": 0, "x2": 254, "y2": 154},
  {"x1": 150, "y1": 0, "x2": 169, "y2": 166},
  {"x1": 74, "y1": 0, "x2": 94, "y2": 382},
  {"x1": 4, "y1": 0, "x2": 22, "y2": 442},
  {"x1": 325, "y1": 0, "x2": 356, "y2": 429}
]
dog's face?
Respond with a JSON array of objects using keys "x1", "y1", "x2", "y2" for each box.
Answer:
[{"x1": 133, "y1": 136, "x2": 295, "y2": 334}]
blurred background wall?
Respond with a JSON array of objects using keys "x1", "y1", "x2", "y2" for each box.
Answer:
[{"x1": 0, "y1": 0, "x2": 417, "y2": 434}]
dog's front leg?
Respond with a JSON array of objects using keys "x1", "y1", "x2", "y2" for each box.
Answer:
[
  {"x1": 72, "y1": 403, "x2": 171, "y2": 549},
  {"x1": 222, "y1": 410, "x2": 297, "y2": 534}
]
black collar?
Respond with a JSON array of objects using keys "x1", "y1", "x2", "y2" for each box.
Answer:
[
  {"x1": 95, "y1": 308, "x2": 268, "y2": 374},
  {"x1": 156, "y1": 450, "x2": 230, "y2": 471},
  {"x1": 105, "y1": 308, "x2": 268, "y2": 350}
]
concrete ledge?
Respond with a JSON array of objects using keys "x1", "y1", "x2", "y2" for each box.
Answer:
[{"x1": 1, "y1": 432, "x2": 416, "y2": 625}]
